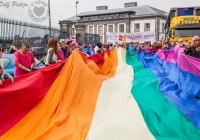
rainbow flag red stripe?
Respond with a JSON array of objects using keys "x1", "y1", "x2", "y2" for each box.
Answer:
[{"x1": 0, "y1": 48, "x2": 200, "y2": 140}]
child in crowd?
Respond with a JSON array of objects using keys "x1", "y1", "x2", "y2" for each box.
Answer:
[{"x1": 127, "y1": 42, "x2": 136, "y2": 55}]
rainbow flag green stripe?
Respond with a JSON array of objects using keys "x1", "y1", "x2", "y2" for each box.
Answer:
[{"x1": 126, "y1": 53, "x2": 200, "y2": 140}]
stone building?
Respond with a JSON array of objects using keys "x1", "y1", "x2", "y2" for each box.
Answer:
[{"x1": 59, "y1": 2, "x2": 167, "y2": 44}]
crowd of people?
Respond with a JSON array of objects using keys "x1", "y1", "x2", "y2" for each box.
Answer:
[
  {"x1": 0, "y1": 36, "x2": 200, "y2": 86},
  {"x1": 124, "y1": 37, "x2": 200, "y2": 59}
]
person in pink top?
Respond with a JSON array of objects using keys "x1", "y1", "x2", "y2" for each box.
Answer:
[
  {"x1": 145, "y1": 42, "x2": 153, "y2": 53},
  {"x1": 14, "y1": 41, "x2": 35, "y2": 77}
]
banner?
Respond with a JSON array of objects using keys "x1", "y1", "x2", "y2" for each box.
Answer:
[{"x1": 106, "y1": 31, "x2": 155, "y2": 42}]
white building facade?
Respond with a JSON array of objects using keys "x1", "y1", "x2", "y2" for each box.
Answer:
[{"x1": 60, "y1": 2, "x2": 167, "y2": 44}]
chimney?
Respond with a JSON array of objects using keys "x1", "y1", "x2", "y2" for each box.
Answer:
[
  {"x1": 124, "y1": 2, "x2": 137, "y2": 8},
  {"x1": 96, "y1": 6, "x2": 108, "y2": 11}
]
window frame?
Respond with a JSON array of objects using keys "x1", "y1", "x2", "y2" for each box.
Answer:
[
  {"x1": 99, "y1": 35, "x2": 104, "y2": 43},
  {"x1": 88, "y1": 25, "x2": 94, "y2": 34},
  {"x1": 118, "y1": 23, "x2": 126, "y2": 33},
  {"x1": 134, "y1": 23, "x2": 140, "y2": 32},
  {"x1": 107, "y1": 24, "x2": 115, "y2": 33},
  {"x1": 144, "y1": 23, "x2": 150, "y2": 31},
  {"x1": 97, "y1": 25, "x2": 104, "y2": 35}
]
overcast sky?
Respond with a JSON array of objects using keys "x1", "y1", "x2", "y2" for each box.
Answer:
[{"x1": 0, "y1": 0, "x2": 199, "y2": 28}]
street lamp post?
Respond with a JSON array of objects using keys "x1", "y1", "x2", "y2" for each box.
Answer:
[
  {"x1": 22, "y1": 30, "x2": 25, "y2": 41},
  {"x1": 48, "y1": 0, "x2": 52, "y2": 41},
  {"x1": 76, "y1": 1, "x2": 79, "y2": 25}
]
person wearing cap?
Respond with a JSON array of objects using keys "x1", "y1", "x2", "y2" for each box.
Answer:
[
  {"x1": 65, "y1": 38, "x2": 74, "y2": 59},
  {"x1": 60, "y1": 40, "x2": 67, "y2": 59}
]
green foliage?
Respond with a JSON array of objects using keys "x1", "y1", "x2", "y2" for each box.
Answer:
[{"x1": 12, "y1": 39, "x2": 22, "y2": 48}]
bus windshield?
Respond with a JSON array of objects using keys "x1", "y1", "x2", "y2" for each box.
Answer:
[{"x1": 175, "y1": 28, "x2": 200, "y2": 37}]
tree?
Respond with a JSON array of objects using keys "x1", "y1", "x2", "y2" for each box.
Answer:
[{"x1": 12, "y1": 39, "x2": 22, "y2": 48}]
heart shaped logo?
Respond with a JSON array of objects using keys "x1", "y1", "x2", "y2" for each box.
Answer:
[
  {"x1": 33, "y1": 6, "x2": 45, "y2": 17},
  {"x1": 28, "y1": 1, "x2": 49, "y2": 22}
]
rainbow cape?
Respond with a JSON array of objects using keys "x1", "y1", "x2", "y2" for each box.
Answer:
[{"x1": 0, "y1": 47, "x2": 200, "y2": 140}]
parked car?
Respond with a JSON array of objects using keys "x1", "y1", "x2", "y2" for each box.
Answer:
[
  {"x1": 40, "y1": 55, "x2": 47, "y2": 65},
  {"x1": 30, "y1": 47, "x2": 46, "y2": 52},
  {"x1": 1, "y1": 54, "x2": 45, "y2": 77}
]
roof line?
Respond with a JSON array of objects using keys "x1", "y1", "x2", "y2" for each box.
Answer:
[
  {"x1": 76, "y1": 5, "x2": 148, "y2": 16},
  {"x1": 77, "y1": 11, "x2": 135, "y2": 17}
]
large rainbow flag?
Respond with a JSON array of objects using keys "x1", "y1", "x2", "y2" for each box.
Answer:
[{"x1": 0, "y1": 47, "x2": 200, "y2": 140}]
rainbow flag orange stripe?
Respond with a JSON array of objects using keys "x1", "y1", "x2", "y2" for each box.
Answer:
[
  {"x1": 0, "y1": 49, "x2": 118, "y2": 139},
  {"x1": 1, "y1": 47, "x2": 200, "y2": 140}
]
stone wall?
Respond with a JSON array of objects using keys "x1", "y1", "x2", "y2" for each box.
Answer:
[{"x1": 75, "y1": 25, "x2": 86, "y2": 45}]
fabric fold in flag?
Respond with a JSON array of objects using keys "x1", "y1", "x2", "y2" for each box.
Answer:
[
  {"x1": 86, "y1": 48, "x2": 154, "y2": 140},
  {"x1": 138, "y1": 50, "x2": 200, "y2": 130},
  {"x1": 126, "y1": 52, "x2": 200, "y2": 140},
  {"x1": 1, "y1": 47, "x2": 200, "y2": 140},
  {"x1": 157, "y1": 47, "x2": 200, "y2": 77},
  {"x1": 0, "y1": 49, "x2": 117, "y2": 140},
  {"x1": 0, "y1": 61, "x2": 64, "y2": 136}
]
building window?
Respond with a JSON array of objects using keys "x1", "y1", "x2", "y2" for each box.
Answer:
[
  {"x1": 108, "y1": 25, "x2": 114, "y2": 32},
  {"x1": 88, "y1": 26, "x2": 93, "y2": 34},
  {"x1": 83, "y1": 17, "x2": 89, "y2": 20},
  {"x1": 162, "y1": 23, "x2": 165, "y2": 33},
  {"x1": 119, "y1": 24, "x2": 125, "y2": 33},
  {"x1": 144, "y1": 23, "x2": 150, "y2": 31},
  {"x1": 98, "y1": 26, "x2": 103, "y2": 34},
  {"x1": 100, "y1": 36, "x2": 104, "y2": 43},
  {"x1": 134, "y1": 23, "x2": 140, "y2": 32}
]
